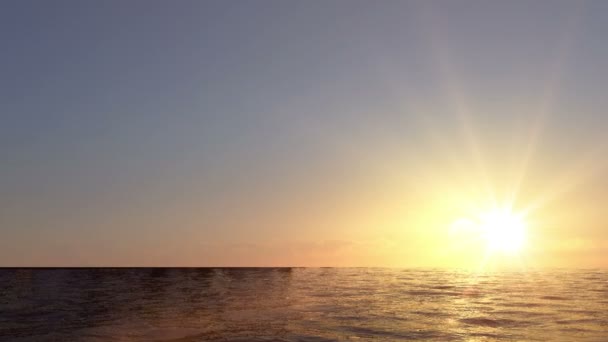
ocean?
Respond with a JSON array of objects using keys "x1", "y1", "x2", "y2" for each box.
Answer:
[{"x1": 0, "y1": 268, "x2": 606, "y2": 341}]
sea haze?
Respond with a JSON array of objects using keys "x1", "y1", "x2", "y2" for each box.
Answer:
[{"x1": 1, "y1": 268, "x2": 607, "y2": 341}]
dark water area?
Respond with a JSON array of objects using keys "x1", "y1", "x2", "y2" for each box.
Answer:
[{"x1": 1, "y1": 268, "x2": 607, "y2": 341}]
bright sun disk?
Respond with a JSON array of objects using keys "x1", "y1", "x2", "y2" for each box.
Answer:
[{"x1": 479, "y1": 208, "x2": 526, "y2": 254}]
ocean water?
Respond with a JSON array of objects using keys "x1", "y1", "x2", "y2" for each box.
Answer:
[{"x1": 0, "y1": 268, "x2": 606, "y2": 341}]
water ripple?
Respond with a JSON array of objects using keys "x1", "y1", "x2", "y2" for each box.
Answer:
[{"x1": 0, "y1": 268, "x2": 606, "y2": 341}]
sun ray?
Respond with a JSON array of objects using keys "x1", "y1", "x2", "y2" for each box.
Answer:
[
  {"x1": 521, "y1": 143, "x2": 608, "y2": 218},
  {"x1": 507, "y1": 3, "x2": 584, "y2": 211},
  {"x1": 419, "y1": 4, "x2": 501, "y2": 208}
]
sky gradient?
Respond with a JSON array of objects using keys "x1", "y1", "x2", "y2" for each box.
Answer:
[{"x1": 2, "y1": 0, "x2": 608, "y2": 267}]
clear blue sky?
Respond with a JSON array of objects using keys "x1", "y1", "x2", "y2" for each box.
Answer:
[{"x1": 2, "y1": 1, "x2": 608, "y2": 266}]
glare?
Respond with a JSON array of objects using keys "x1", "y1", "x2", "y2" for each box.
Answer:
[{"x1": 479, "y1": 209, "x2": 526, "y2": 254}]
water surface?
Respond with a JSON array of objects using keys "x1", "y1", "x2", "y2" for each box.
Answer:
[{"x1": 1, "y1": 268, "x2": 607, "y2": 341}]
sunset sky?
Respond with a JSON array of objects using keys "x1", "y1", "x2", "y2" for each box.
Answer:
[{"x1": 2, "y1": 0, "x2": 608, "y2": 267}]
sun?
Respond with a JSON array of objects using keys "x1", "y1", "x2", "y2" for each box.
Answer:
[
  {"x1": 449, "y1": 205, "x2": 529, "y2": 267},
  {"x1": 479, "y1": 208, "x2": 526, "y2": 254}
]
